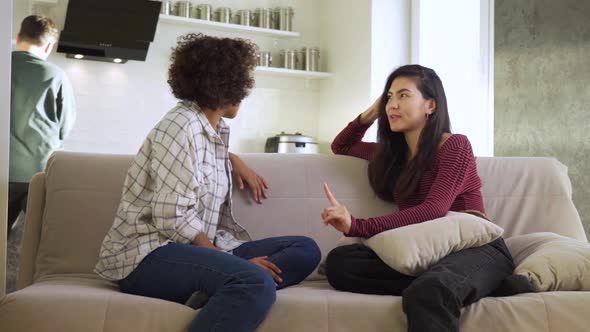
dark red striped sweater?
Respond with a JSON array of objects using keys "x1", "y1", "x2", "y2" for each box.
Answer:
[{"x1": 332, "y1": 116, "x2": 485, "y2": 238}]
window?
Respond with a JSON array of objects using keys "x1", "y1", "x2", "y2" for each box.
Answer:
[{"x1": 412, "y1": 0, "x2": 494, "y2": 156}]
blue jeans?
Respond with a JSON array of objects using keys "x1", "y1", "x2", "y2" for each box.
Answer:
[{"x1": 119, "y1": 236, "x2": 321, "y2": 332}]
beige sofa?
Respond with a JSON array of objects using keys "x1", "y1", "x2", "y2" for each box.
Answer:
[{"x1": 1, "y1": 151, "x2": 589, "y2": 331}]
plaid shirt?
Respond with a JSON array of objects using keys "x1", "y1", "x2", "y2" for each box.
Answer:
[{"x1": 95, "y1": 101, "x2": 251, "y2": 281}]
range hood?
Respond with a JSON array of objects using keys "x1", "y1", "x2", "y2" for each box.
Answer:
[{"x1": 57, "y1": 0, "x2": 161, "y2": 63}]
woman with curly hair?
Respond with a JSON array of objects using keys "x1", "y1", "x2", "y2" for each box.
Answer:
[
  {"x1": 95, "y1": 33, "x2": 321, "y2": 332},
  {"x1": 321, "y1": 65, "x2": 531, "y2": 332}
]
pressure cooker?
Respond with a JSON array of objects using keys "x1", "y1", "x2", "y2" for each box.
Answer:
[{"x1": 264, "y1": 132, "x2": 319, "y2": 154}]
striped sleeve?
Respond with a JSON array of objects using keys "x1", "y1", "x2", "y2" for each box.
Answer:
[
  {"x1": 346, "y1": 135, "x2": 475, "y2": 238},
  {"x1": 331, "y1": 114, "x2": 376, "y2": 160}
]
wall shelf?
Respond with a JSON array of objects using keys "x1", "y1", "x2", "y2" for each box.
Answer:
[
  {"x1": 158, "y1": 14, "x2": 300, "y2": 38},
  {"x1": 255, "y1": 67, "x2": 333, "y2": 80}
]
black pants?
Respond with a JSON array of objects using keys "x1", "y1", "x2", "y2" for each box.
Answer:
[
  {"x1": 325, "y1": 237, "x2": 515, "y2": 332},
  {"x1": 7, "y1": 182, "x2": 29, "y2": 238}
]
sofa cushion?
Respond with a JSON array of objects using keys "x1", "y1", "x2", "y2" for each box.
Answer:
[
  {"x1": 506, "y1": 232, "x2": 590, "y2": 292},
  {"x1": 338, "y1": 212, "x2": 504, "y2": 276},
  {"x1": 0, "y1": 276, "x2": 195, "y2": 332},
  {"x1": 3, "y1": 278, "x2": 590, "y2": 332}
]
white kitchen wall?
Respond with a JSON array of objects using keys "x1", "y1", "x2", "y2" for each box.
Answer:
[
  {"x1": 13, "y1": 0, "x2": 325, "y2": 154},
  {"x1": 317, "y1": 0, "x2": 372, "y2": 152}
]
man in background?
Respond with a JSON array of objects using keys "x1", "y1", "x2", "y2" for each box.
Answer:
[{"x1": 9, "y1": 15, "x2": 76, "y2": 237}]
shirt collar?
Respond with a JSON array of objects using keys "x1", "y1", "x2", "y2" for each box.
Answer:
[
  {"x1": 13, "y1": 50, "x2": 45, "y2": 61},
  {"x1": 181, "y1": 101, "x2": 230, "y2": 144}
]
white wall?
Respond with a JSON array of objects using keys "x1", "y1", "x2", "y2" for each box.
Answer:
[
  {"x1": 13, "y1": 0, "x2": 326, "y2": 154},
  {"x1": 370, "y1": 0, "x2": 412, "y2": 100},
  {"x1": 1, "y1": 0, "x2": 13, "y2": 300},
  {"x1": 317, "y1": 0, "x2": 372, "y2": 152},
  {"x1": 317, "y1": 0, "x2": 412, "y2": 149}
]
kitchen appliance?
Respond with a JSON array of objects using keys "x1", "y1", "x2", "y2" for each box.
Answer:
[
  {"x1": 57, "y1": 0, "x2": 160, "y2": 62},
  {"x1": 264, "y1": 132, "x2": 319, "y2": 154}
]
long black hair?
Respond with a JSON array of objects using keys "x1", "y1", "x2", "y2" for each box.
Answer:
[{"x1": 368, "y1": 65, "x2": 451, "y2": 202}]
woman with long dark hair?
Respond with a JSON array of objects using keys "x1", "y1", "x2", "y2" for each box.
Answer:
[{"x1": 321, "y1": 65, "x2": 531, "y2": 332}]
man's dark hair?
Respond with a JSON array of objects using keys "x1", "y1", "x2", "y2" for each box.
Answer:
[{"x1": 19, "y1": 15, "x2": 59, "y2": 45}]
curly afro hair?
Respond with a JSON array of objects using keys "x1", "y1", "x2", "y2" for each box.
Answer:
[{"x1": 168, "y1": 33, "x2": 258, "y2": 109}]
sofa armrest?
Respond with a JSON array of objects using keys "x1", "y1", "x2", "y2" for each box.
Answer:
[{"x1": 17, "y1": 172, "x2": 46, "y2": 290}]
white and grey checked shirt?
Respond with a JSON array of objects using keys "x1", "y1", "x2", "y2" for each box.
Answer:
[{"x1": 95, "y1": 101, "x2": 251, "y2": 281}]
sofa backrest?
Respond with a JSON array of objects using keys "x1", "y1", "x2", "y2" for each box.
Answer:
[
  {"x1": 18, "y1": 152, "x2": 586, "y2": 288},
  {"x1": 476, "y1": 156, "x2": 584, "y2": 242}
]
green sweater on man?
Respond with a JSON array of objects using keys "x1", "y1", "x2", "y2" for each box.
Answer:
[{"x1": 10, "y1": 51, "x2": 76, "y2": 183}]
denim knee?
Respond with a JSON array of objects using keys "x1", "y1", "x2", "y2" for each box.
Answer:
[
  {"x1": 296, "y1": 236, "x2": 322, "y2": 271},
  {"x1": 239, "y1": 266, "x2": 277, "y2": 316}
]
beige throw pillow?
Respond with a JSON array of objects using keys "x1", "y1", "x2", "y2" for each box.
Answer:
[
  {"x1": 505, "y1": 232, "x2": 590, "y2": 291},
  {"x1": 338, "y1": 211, "x2": 504, "y2": 276}
]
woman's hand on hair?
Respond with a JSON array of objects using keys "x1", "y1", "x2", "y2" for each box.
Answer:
[
  {"x1": 321, "y1": 183, "x2": 352, "y2": 234},
  {"x1": 359, "y1": 96, "x2": 382, "y2": 125},
  {"x1": 229, "y1": 153, "x2": 268, "y2": 204}
]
